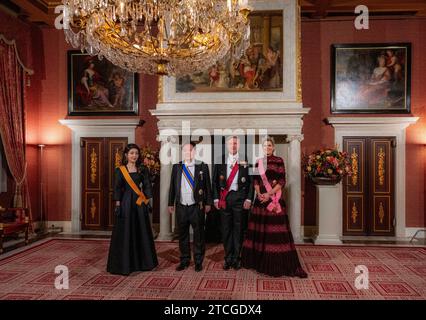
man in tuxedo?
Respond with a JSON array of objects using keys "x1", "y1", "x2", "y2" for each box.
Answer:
[
  {"x1": 213, "y1": 136, "x2": 254, "y2": 270},
  {"x1": 168, "y1": 142, "x2": 212, "y2": 272}
]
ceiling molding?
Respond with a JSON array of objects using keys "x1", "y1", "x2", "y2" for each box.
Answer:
[
  {"x1": 301, "y1": 0, "x2": 426, "y2": 19},
  {"x1": 3, "y1": 0, "x2": 426, "y2": 27}
]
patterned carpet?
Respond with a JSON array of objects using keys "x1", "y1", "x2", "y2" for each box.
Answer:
[{"x1": 0, "y1": 239, "x2": 425, "y2": 300}]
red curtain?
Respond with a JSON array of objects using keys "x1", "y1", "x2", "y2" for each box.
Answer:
[{"x1": 0, "y1": 37, "x2": 31, "y2": 223}]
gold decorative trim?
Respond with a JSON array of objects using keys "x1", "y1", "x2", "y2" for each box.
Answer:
[
  {"x1": 346, "y1": 196, "x2": 364, "y2": 232},
  {"x1": 378, "y1": 202, "x2": 385, "y2": 224},
  {"x1": 373, "y1": 196, "x2": 391, "y2": 232},
  {"x1": 85, "y1": 192, "x2": 101, "y2": 227},
  {"x1": 90, "y1": 198, "x2": 97, "y2": 220},
  {"x1": 344, "y1": 139, "x2": 364, "y2": 194},
  {"x1": 296, "y1": 1, "x2": 302, "y2": 103},
  {"x1": 84, "y1": 140, "x2": 102, "y2": 190},
  {"x1": 351, "y1": 148, "x2": 358, "y2": 186},
  {"x1": 373, "y1": 141, "x2": 391, "y2": 194},
  {"x1": 378, "y1": 147, "x2": 385, "y2": 186},
  {"x1": 90, "y1": 147, "x2": 98, "y2": 184},
  {"x1": 114, "y1": 147, "x2": 122, "y2": 168},
  {"x1": 158, "y1": 76, "x2": 163, "y2": 103},
  {"x1": 351, "y1": 202, "x2": 358, "y2": 224},
  {"x1": 109, "y1": 140, "x2": 127, "y2": 190}
]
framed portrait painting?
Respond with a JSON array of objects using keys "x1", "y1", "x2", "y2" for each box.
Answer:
[
  {"x1": 68, "y1": 51, "x2": 138, "y2": 116},
  {"x1": 331, "y1": 43, "x2": 411, "y2": 114}
]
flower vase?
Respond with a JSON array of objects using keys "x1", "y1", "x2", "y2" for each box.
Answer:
[{"x1": 311, "y1": 176, "x2": 342, "y2": 185}]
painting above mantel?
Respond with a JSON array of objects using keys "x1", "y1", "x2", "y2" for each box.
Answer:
[
  {"x1": 159, "y1": 0, "x2": 301, "y2": 105},
  {"x1": 176, "y1": 11, "x2": 283, "y2": 93}
]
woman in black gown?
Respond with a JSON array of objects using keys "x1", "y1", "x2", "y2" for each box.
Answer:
[{"x1": 107, "y1": 144, "x2": 158, "y2": 275}]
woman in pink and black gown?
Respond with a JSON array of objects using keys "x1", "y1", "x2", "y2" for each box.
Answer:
[{"x1": 241, "y1": 137, "x2": 307, "y2": 278}]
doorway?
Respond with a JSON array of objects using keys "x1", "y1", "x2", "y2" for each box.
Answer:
[
  {"x1": 342, "y1": 137, "x2": 396, "y2": 236},
  {"x1": 81, "y1": 137, "x2": 128, "y2": 230}
]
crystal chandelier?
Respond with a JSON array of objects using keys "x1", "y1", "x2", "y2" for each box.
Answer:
[{"x1": 62, "y1": 0, "x2": 251, "y2": 76}]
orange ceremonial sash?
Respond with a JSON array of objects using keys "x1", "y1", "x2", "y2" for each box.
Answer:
[{"x1": 119, "y1": 166, "x2": 149, "y2": 206}]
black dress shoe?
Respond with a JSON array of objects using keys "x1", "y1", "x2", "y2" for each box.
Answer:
[
  {"x1": 195, "y1": 264, "x2": 203, "y2": 272},
  {"x1": 233, "y1": 261, "x2": 241, "y2": 270},
  {"x1": 223, "y1": 262, "x2": 231, "y2": 270},
  {"x1": 176, "y1": 263, "x2": 189, "y2": 271}
]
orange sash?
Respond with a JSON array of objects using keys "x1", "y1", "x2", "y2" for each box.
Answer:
[{"x1": 119, "y1": 166, "x2": 149, "y2": 206}]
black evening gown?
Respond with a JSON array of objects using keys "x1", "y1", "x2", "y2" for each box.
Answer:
[{"x1": 107, "y1": 166, "x2": 158, "y2": 275}]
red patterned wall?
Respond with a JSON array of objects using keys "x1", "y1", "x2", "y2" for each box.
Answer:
[{"x1": 1, "y1": 12, "x2": 424, "y2": 228}]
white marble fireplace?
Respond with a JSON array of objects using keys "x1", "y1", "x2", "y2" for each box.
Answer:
[
  {"x1": 150, "y1": 0, "x2": 307, "y2": 241},
  {"x1": 151, "y1": 103, "x2": 310, "y2": 242}
]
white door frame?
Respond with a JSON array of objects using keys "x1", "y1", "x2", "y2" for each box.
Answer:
[
  {"x1": 59, "y1": 119, "x2": 139, "y2": 233},
  {"x1": 327, "y1": 117, "x2": 418, "y2": 239}
]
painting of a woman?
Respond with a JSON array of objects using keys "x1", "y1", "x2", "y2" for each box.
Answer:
[
  {"x1": 76, "y1": 58, "x2": 114, "y2": 109},
  {"x1": 331, "y1": 44, "x2": 410, "y2": 113},
  {"x1": 68, "y1": 51, "x2": 138, "y2": 115},
  {"x1": 358, "y1": 55, "x2": 392, "y2": 106}
]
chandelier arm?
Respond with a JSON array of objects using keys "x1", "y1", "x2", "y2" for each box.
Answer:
[{"x1": 149, "y1": 33, "x2": 160, "y2": 57}]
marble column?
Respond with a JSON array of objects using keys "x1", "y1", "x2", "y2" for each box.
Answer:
[
  {"x1": 286, "y1": 134, "x2": 303, "y2": 242},
  {"x1": 157, "y1": 136, "x2": 174, "y2": 241}
]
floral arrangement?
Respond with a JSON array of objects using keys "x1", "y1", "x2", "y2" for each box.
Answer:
[
  {"x1": 303, "y1": 148, "x2": 352, "y2": 181},
  {"x1": 141, "y1": 144, "x2": 161, "y2": 180}
]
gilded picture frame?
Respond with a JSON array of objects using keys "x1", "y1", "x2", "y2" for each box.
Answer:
[
  {"x1": 68, "y1": 51, "x2": 139, "y2": 116},
  {"x1": 331, "y1": 43, "x2": 411, "y2": 114}
]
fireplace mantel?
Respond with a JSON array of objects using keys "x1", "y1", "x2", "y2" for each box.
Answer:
[{"x1": 150, "y1": 102, "x2": 310, "y2": 242}]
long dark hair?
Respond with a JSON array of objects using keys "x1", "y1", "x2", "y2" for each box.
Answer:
[{"x1": 122, "y1": 143, "x2": 142, "y2": 171}]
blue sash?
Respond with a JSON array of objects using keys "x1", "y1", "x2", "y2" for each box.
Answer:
[{"x1": 182, "y1": 164, "x2": 195, "y2": 190}]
